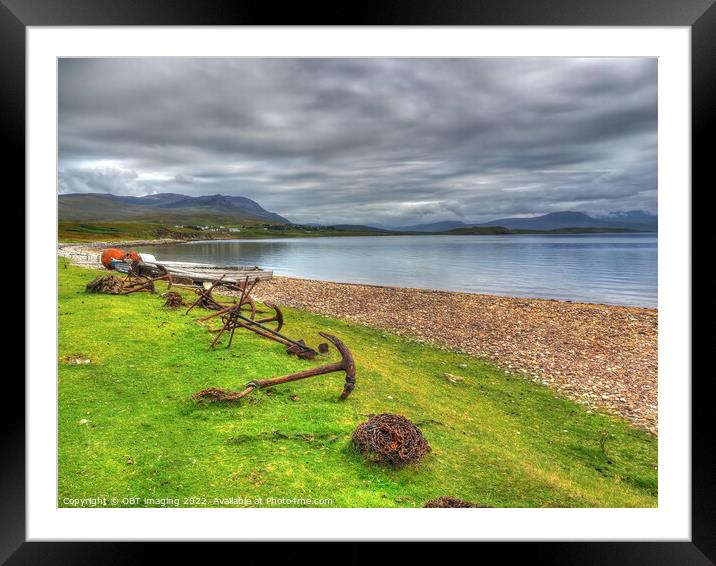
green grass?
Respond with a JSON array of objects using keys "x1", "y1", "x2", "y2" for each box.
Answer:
[
  {"x1": 58, "y1": 260, "x2": 657, "y2": 508},
  {"x1": 59, "y1": 221, "x2": 190, "y2": 242}
]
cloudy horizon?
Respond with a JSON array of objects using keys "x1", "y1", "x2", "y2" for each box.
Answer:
[{"x1": 58, "y1": 58, "x2": 657, "y2": 226}]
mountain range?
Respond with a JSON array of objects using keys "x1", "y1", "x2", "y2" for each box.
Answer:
[
  {"x1": 387, "y1": 211, "x2": 657, "y2": 232},
  {"x1": 58, "y1": 193, "x2": 290, "y2": 224},
  {"x1": 59, "y1": 193, "x2": 657, "y2": 233}
]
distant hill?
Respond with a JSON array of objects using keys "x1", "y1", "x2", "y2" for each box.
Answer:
[
  {"x1": 447, "y1": 226, "x2": 638, "y2": 235},
  {"x1": 58, "y1": 193, "x2": 290, "y2": 224},
  {"x1": 596, "y1": 210, "x2": 658, "y2": 230},
  {"x1": 390, "y1": 220, "x2": 468, "y2": 232},
  {"x1": 330, "y1": 224, "x2": 393, "y2": 232},
  {"x1": 443, "y1": 226, "x2": 512, "y2": 235},
  {"x1": 386, "y1": 211, "x2": 657, "y2": 233},
  {"x1": 477, "y1": 211, "x2": 656, "y2": 231}
]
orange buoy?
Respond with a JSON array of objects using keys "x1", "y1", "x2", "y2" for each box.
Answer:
[
  {"x1": 100, "y1": 248, "x2": 126, "y2": 269},
  {"x1": 125, "y1": 250, "x2": 141, "y2": 262}
]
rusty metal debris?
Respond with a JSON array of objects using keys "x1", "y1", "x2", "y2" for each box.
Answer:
[
  {"x1": 424, "y1": 496, "x2": 490, "y2": 508},
  {"x1": 352, "y1": 413, "x2": 430, "y2": 467},
  {"x1": 88, "y1": 260, "x2": 174, "y2": 295},
  {"x1": 184, "y1": 275, "x2": 263, "y2": 321},
  {"x1": 192, "y1": 332, "x2": 356, "y2": 403},
  {"x1": 254, "y1": 301, "x2": 284, "y2": 332},
  {"x1": 194, "y1": 276, "x2": 316, "y2": 358},
  {"x1": 185, "y1": 275, "x2": 230, "y2": 314},
  {"x1": 163, "y1": 292, "x2": 185, "y2": 308},
  {"x1": 120, "y1": 260, "x2": 173, "y2": 294},
  {"x1": 84, "y1": 258, "x2": 360, "y2": 408},
  {"x1": 87, "y1": 259, "x2": 176, "y2": 296},
  {"x1": 200, "y1": 303, "x2": 316, "y2": 357},
  {"x1": 86, "y1": 275, "x2": 124, "y2": 294},
  {"x1": 119, "y1": 274, "x2": 156, "y2": 295}
]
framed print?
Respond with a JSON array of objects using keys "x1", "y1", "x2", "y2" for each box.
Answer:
[{"x1": 6, "y1": 0, "x2": 709, "y2": 561}]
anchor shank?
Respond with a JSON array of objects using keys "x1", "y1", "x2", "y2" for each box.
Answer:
[{"x1": 252, "y1": 361, "x2": 345, "y2": 389}]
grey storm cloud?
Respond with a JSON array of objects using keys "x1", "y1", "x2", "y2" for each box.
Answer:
[{"x1": 58, "y1": 57, "x2": 657, "y2": 225}]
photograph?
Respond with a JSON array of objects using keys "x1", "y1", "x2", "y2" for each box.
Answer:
[{"x1": 55, "y1": 56, "x2": 660, "y2": 510}]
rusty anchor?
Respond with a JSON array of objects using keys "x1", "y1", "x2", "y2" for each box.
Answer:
[
  {"x1": 120, "y1": 261, "x2": 173, "y2": 295},
  {"x1": 193, "y1": 332, "x2": 356, "y2": 403},
  {"x1": 198, "y1": 301, "x2": 316, "y2": 358},
  {"x1": 185, "y1": 275, "x2": 227, "y2": 314},
  {"x1": 254, "y1": 301, "x2": 284, "y2": 332},
  {"x1": 247, "y1": 332, "x2": 356, "y2": 400},
  {"x1": 119, "y1": 275, "x2": 156, "y2": 295},
  {"x1": 185, "y1": 275, "x2": 258, "y2": 317},
  {"x1": 194, "y1": 275, "x2": 314, "y2": 356}
]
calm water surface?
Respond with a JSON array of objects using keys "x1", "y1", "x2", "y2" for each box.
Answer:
[{"x1": 137, "y1": 234, "x2": 657, "y2": 308}]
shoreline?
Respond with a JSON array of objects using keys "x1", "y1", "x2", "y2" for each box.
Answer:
[
  {"x1": 58, "y1": 242, "x2": 658, "y2": 434},
  {"x1": 57, "y1": 241, "x2": 656, "y2": 310},
  {"x1": 246, "y1": 272, "x2": 657, "y2": 311}
]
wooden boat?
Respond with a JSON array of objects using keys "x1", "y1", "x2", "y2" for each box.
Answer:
[{"x1": 152, "y1": 260, "x2": 273, "y2": 285}]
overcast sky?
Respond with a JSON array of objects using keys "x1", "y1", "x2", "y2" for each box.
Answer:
[{"x1": 58, "y1": 58, "x2": 657, "y2": 226}]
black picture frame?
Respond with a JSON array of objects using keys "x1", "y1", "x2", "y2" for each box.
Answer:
[{"x1": 5, "y1": 0, "x2": 706, "y2": 561}]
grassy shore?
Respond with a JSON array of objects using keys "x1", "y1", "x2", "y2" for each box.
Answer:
[
  {"x1": 58, "y1": 260, "x2": 657, "y2": 508},
  {"x1": 253, "y1": 277, "x2": 658, "y2": 434},
  {"x1": 58, "y1": 221, "x2": 392, "y2": 243},
  {"x1": 59, "y1": 220, "x2": 650, "y2": 243}
]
